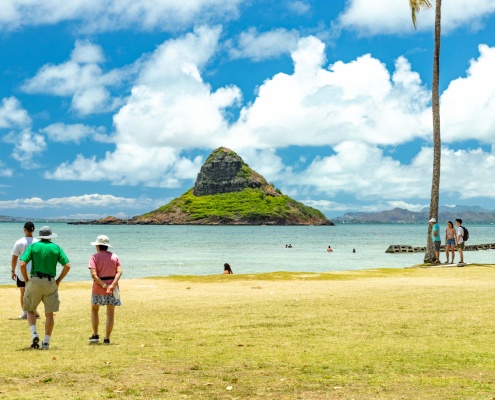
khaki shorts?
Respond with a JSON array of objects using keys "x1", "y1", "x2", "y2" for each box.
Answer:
[
  {"x1": 457, "y1": 242, "x2": 465, "y2": 249},
  {"x1": 23, "y1": 277, "x2": 60, "y2": 313}
]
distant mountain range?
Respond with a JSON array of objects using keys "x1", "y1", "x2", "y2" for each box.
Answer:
[
  {"x1": 3, "y1": 204, "x2": 494, "y2": 225},
  {"x1": 0, "y1": 216, "x2": 77, "y2": 223},
  {"x1": 333, "y1": 205, "x2": 495, "y2": 224}
]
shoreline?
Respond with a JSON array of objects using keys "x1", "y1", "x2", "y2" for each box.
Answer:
[{"x1": 2, "y1": 263, "x2": 494, "y2": 288}]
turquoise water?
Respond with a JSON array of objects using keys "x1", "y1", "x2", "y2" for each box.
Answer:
[{"x1": 1, "y1": 223, "x2": 494, "y2": 285}]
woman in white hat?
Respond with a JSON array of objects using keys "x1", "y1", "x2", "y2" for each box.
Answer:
[{"x1": 88, "y1": 235, "x2": 122, "y2": 345}]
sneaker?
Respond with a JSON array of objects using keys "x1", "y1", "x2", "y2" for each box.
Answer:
[
  {"x1": 18, "y1": 314, "x2": 27, "y2": 319},
  {"x1": 89, "y1": 334, "x2": 99, "y2": 343},
  {"x1": 103, "y1": 338, "x2": 110, "y2": 345},
  {"x1": 41, "y1": 342, "x2": 49, "y2": 350},
  {"x1": 31, "y1": 336, "x2": 39, "y2": 349}
]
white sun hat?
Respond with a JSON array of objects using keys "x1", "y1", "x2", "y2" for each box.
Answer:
[
  {"x1": 90, "y1": 235, "x2": 112, "y2": 247},
  {"x1": 39, "y1": 226, "x2": 58, "y2": 239}
]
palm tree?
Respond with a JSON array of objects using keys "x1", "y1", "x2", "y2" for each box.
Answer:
[{"x1": 409, "y1": 0, "x2": 442, "y2": 263}]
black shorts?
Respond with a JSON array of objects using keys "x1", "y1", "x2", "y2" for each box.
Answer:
[{"x1": 16, "y1": 277, "x2": 26, "y2": 288}]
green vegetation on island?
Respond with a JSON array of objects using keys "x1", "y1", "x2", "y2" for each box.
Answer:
[{"x1": 136, "y1": 187, "x2": 330, "y2": 225}]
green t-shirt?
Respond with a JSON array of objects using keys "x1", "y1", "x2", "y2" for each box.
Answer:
[{"x1": 20, "y1": 240, "x2": 70, "y2": 278}]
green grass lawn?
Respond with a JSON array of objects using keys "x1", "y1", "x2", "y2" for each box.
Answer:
[{"x1": 2, "y1": 265, "x2": 495, "y2": 399}]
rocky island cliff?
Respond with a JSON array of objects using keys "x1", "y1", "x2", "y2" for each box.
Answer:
[{"x1": 83, "y1": 147, "x2": 333, "y2": 225}]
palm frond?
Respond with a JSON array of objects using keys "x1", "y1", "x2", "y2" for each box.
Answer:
[{"x1": 409, "y1": 0, "x2": 433, "y2": 29}]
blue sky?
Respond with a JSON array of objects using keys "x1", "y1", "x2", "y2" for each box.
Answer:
[{"x1": 1, "y1": 0, "x2": 495, "y2": 219}]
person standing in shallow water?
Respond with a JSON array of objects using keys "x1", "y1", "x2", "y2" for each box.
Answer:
[
  {"x1": 223, "y1": 263, "x2": 233, "y2": 274},
  {"x1": 88, "y1": 235, "x2": 122, "y2": 345}
]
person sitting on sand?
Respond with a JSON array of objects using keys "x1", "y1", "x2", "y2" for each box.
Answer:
[{"x1": 223, "y1": 263, "x2": 233, "y2": 274}]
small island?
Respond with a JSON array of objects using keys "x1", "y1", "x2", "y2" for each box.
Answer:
[{"x1": 74, "y1": 147, "x2": 333, "y2": 226}]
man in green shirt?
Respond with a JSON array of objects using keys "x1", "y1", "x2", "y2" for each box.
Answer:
[{"x1": 20, "y1": 226, "x2": 70, "y2": 350}]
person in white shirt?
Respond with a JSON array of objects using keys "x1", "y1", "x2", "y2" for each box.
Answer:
[{"x1": 11, "y1": 222, "x2": 39, "y2": 319}]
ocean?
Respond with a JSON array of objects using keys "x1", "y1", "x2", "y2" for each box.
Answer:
[{"x1": 1, "y1": 223, "x2": 494, "y2": 285}]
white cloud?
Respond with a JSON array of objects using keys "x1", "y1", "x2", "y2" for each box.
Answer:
[
  {"x1": 0, "y1": 97, "x2": 31, "y2": 129},
  {"x1": 46, "y1": 26, "x2": 241, "y2": 186},
  {"x1": 301, "y1": 199, "x2": 356, "y2": 212},
  {"x1": 439, "y1": 147, "x2": 495, "y2": 199},
  {"x1": 0, "y1": 193, "x2": 167, "y2": 210},
  {"x1": 339, "y1": 0, "x2": 495, "y2": 36},
  {"x1": 0, "y1": 161, "x2": 13, "y2": 177},
  {"x1": 289, "y1": 141, "x2": 428, "y2": 199},
  {"x1": 228, "y1": 28, "x2": 300, "y2": 61},
  {"x1": 237, "y1": 148, "x2": 286, "y2": 183},
  {"x1": 0, "y1": 0, "x2": 242, "y2": 32},
  {"x1": 46, "y1": 34, "x2": 433, "y2": 188},
  {"x1": 281, "y1": 142, "x2": 495, "y2": 201},
  {"x1": 441, "y1": 44, "x2": 495, "y2": 143},
  {"x1": 45, "y1": 146, "x2": 203, "y2": 187},
  {"x1": 10, "y1": 129, "x2": 47, "y2": 168},
  {"x1": 387, "y1": 201, "x2": 428, "y2": 212},
  {"x1": 42, "y1": 33, "x2": 495, "y2": 205},
  {"x1": 1, "y1": 97, "x2": 46, "y2": 168},
  {"x1": 21, "y1": 40, "x2": 130, "y2": 115},
  {"x1": 287, "y1": 1, "x2": 311, "y2": 15},
  {"x1": 226, "y1": 36, "x2": 430, "y2": 149},
  {"x1": 40, "y1": 123, "x2": 107, "y2": 143}
]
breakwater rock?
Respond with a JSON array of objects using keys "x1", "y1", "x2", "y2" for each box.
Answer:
[{"x1": 386, "y1": 243, "x2": 495, "y2": 253}]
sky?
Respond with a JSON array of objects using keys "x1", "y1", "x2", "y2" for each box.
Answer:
[{"x1": 1, "y1": 0, "x2": 495, "y2": 220}]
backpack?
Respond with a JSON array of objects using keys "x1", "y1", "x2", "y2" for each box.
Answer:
[{"x1": 461, "y1": 226, "x2": 469, "y2": 242}]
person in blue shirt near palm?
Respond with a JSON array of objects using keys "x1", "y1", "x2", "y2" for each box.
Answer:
[{"x1": 429, "y1": 218, "x2": 441, "y2": 264}]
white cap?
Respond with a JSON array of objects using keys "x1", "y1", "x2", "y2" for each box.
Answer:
[{"x1": 429, "y1": 218, "x2": 436, "y2": 223}]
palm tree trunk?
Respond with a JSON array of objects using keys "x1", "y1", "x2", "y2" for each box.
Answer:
[{"x1": 424, "y1": 0, "x2": 442, "y2": 263}]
